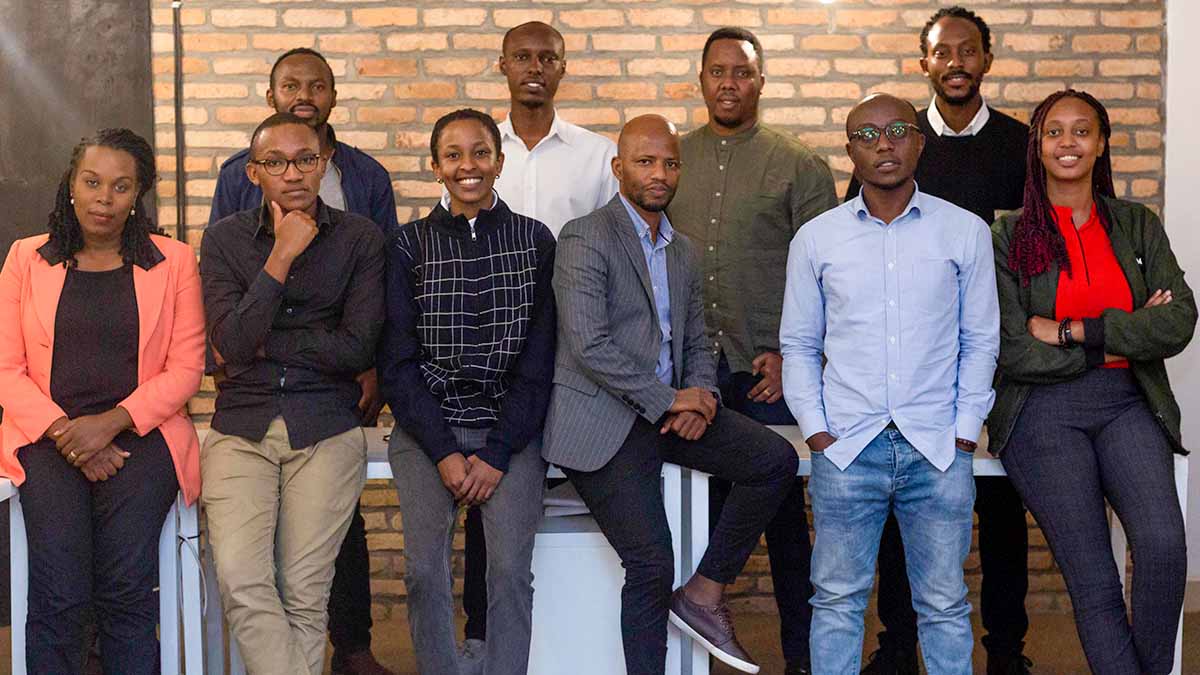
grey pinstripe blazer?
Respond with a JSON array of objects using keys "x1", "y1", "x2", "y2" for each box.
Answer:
[{"x1": 542, "y1": 195, "x2": 718, "y2": 472}]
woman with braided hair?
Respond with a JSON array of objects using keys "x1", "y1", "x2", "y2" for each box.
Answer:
[
  {"x1": 988, "y1": 90, "x2": 1195, "y2": 674},
  {"x1": 0, "y1": 128, "x2": 204, "y2": 673}
]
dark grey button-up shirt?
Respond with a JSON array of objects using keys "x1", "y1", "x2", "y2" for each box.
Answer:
[{"x1": 668, "y1": 123, "x2": 838, "y2": 373}]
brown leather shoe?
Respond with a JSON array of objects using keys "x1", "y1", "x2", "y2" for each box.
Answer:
[{"x1": 668, "y1": 588, "x2": 760, "y2": 673}]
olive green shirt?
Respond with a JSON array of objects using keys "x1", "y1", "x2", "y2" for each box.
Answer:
[{"x1": 668, "y1": 123, "x2": 837, "y2": 373}]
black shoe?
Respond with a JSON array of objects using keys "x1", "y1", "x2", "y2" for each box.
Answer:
[
  {"x1": 987, "y1": 648, "x2": 1033, "y2": 675},
  {"x1": 785, "y1": 659, "x2": 812, "y2": 675},
  {"x1": 861, "y1": 646, "x2": 920, "y2": 675}
]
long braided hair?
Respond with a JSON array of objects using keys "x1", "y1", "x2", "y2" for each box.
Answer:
[
  {"x1": 1007, "y1": 89, "x2": 1116, "y2": 285},
  {"x1": 44, "y1": 128, "x2": 164, "y2": 267}
]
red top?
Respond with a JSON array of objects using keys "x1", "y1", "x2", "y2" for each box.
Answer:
[{"x1": 1053, "y1": 204, "x2": 1133, "y2": 368}]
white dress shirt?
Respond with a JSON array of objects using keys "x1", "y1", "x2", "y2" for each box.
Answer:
[
  {"x1": 494, "y1": 112, "x2": 619, "y2": 237},
  {"x1": 926, "y1": 96, "x2": 991, "y2": 137}
]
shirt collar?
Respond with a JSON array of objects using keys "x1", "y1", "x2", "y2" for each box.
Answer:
[
  {"x1": 851, "y1": 181, "x2": 925, "y2": 225},
  {"x1": 255, "y1": 199, "x2": 333, "y2": 238},
  {"x1": 926, "y1": 97, "x2": 990, "y2": 137},
  {"x1": 499, "y1": 111, "x2": 572, "y2": 147},
  {"x1": 618, "y1": 194, "x2": 674, "y2": 246},
  {"x1": 440, "y1": 189, "x2": 499, "y2": 215},
  {"x1": 702, "y1": 120, "x2": 761, "y2": 146}
]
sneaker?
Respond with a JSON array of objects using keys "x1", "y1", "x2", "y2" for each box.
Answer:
[
  {"x1": 668, "y1": 588, "x2": 760, "y2": 673},
  {"x1": 332, "y1": 649, "x2": 396, "y2": 675},
  {"x1": 860, "y1": 645, "x2": 919, "y2": 675},
  {"x1": 785, "y1": 659, "x2": 812, "y2": 675}
]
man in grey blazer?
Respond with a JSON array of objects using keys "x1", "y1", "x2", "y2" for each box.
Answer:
[{"x1": 543, "y1": 115, "x2": 798, "y2": 675}]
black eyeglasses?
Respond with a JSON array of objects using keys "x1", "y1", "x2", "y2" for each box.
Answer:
[
  {"x1": 848, "y1": 122, "x2": 923, "y2": 147},
  {"x1": 250, "y1": 154, "x2": 323, "y2": 176}
]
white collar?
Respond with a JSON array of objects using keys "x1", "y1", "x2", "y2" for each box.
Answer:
[
  {"x1": 499, "y1": 111, "x2": 571, "y2": 148},
  {"x1": 926, "y1": 97, "x2": 990, "y2": 137}
]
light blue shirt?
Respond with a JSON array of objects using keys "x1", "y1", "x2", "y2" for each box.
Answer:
[
  {"x1": 780, "y1": 186, "x2": 999, "y2": 471},
  {"x1": 620, "y1": 194, "x2": 675, "y2": 385}
]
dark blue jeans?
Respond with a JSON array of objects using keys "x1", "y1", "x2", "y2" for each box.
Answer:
[
  {"x1": 1003, "y1": 369, "x2": 1185, "y2": 675},
  {"x1": 17, "y1": 433, "x2": 179, "y2": 675},
  {"x1": 710, "y1": 356, "x2": 813, "y2": 665}
]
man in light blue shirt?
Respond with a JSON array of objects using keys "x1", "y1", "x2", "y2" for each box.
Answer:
[
  {"x1": 780, "y1": 94, "x2": 999, "y2": 675},
  {"x1": 620, "y1": 194, "x2": 675, "y2": 384}
]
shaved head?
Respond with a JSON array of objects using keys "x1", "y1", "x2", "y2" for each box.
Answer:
[
  {"x1": 502, "y1": 21, "x2": 564, "y2": 56},
  {"x1": 845, "y1": 93, "x2": 919, "y2": 136},
  {"x1": 613, "y1": 115, "x2": 682, "y2": 221},
  {"x1": 618, "y1": 115, "x2": 679, "y2": 157}
]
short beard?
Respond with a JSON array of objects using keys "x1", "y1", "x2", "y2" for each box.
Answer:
[
  {"x1": 712, "y1": 112, "x2": 748, "y2": 129},
  {"x1": 630, "y1": 189, "x2": 673, "y2": 213},
  {"x1": 933, "y1": 79, "x2": 981, "y2": 107}
]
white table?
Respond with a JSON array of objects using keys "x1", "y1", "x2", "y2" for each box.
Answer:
[{"x1": 679, "y1": 426, "x2": 1188, "y2": 675}]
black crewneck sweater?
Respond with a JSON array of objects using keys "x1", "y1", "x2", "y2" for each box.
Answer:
[{"x1": 846, "y1": 105, "x2": 1029, "y2": 225}]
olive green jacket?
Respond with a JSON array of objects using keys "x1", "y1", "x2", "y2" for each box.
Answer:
[{"x1": 987, "y1": 196, "x2": 1197, "y2": 455}]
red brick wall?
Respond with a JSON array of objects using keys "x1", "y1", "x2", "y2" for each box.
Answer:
[{"x1": 153, "y1": 0, "x2": 1166, "y2": 618}]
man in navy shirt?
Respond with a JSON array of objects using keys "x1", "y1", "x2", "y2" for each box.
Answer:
[{"x1": 207, "y1": 47, "x2": 397, "y2": 675}]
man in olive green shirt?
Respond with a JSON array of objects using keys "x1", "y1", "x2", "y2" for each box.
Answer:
[{"x1": 667, "y1": 27, "x2": 837, "y2": 675}]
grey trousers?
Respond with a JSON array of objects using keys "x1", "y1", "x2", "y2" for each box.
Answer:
[{"x1": 389, "y1": 425, "x2": 546, "y2": 675}]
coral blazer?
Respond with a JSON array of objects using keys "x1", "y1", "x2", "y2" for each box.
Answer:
[{"x1": 0, "y1": 233, "x2": 205, "y2": 503}]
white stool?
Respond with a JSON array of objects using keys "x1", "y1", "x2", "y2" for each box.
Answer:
[{"x1": 1, "y1": 478, "x2": 200, "y2": 674}]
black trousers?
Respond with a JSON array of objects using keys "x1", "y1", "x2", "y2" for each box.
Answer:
[
  {"x1": 565, "y1": 408, "x2": 797, "y2": 675},
  {"x1": 709, "y1": 363, "x2": 813, "y2": 666},
  {"x1": 874, "y1": 473, "x2": 1030, "y2": 655},
  {"x1": 328, "y1": 503, "x2": 373, "y2": 661},
  {"x1": 18, "y1": 434, "x2": 178, "y2": 675},
  {"x1": 1004, "y1": 369, "x2": 1185, "y2": 675}
]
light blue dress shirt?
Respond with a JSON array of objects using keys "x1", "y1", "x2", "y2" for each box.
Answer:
[
  {"x1": 620, "y1": 194, "x2": 675, "y2": 385},
  {"x1": 780, "y1": 186, "x2": 999, "y2": 471}
]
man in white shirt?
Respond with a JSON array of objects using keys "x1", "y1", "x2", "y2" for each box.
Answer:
[
  {"x1": 458, "y1": 21, "x2": 619, "y2": 665},
  {"x1": 493, "y1": 21, "x2": 619, "y2": 236}
]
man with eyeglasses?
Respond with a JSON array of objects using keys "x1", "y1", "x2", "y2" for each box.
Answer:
[
  {"x1": 199, "y1": 112, "x2": 385, "y2": 675},
  {"x1": 780, "y1": 94, "x2": 998, "y2": 675},
  {"x1": 207, "y1": 46, "x2": 396, "y2": 675},
  {"x1": 845, "y1": 9, "x2": 1031, "y2": 675}
]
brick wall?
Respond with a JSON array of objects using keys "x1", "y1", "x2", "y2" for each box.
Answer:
[{"x1": 152, "y1": 0, "x2": 1166, "y2": 619}]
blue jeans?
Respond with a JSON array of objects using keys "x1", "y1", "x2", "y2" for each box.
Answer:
[{"x1": 809, "y1": 428, "x2": 974, "y2": 675}]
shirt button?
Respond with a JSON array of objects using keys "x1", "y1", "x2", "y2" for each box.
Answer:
[
  {"x1": 715, "y1": 192, "x2": 721, "y2": 197},
  {"x1": 717, "y1": 330, "x2": 723, "y2": 336},
  {"x1": 714, "y1": 341, "x2": 720, "y2": 347},
  {"x1": 887, "y1": 262, "x2": 894, "y2": 270},
  {"x1": 708, "y1": 245, "x2": 715, "y2": 251},
  {"x1": 286, "y1": 307, "x2": 294, "y2": 315},
  {"x1": 710, "y1": 218, "x2": 717, "y2": 224},
  {"x1": 708, "y1": 275, "x2": 715, "y2": 281},
  {"x1": 721, "y1": 140, "x2": 727, "y2": 146},
  {"x1": 888, "y1": 300, "x2": 895, "y2": 307},
  {"x1": 889, "y1": 373, "x2": 897, "y2": 380},
  {"x1": 711, "y1": 302, "x2": 718, "y2": 308},
  {"x1": 889, "y1": 336, "x2": 896, "y2": 344},
  {"x1": 719, "y1": 165, "x2": 725, "y2": 171}
]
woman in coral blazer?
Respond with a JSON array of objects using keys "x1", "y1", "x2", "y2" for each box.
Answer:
[{"x1": 0, "y1": 129, "x2": 204, "y2": 675}]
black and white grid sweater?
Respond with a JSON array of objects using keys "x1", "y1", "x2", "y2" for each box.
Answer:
[{"x1": 378, "y1": 196, "x2": 557, "y2": 471}]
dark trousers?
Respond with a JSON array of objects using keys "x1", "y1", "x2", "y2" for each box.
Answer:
[
  {"x1": 17, "y1": 435, "x2": 178, "y2": 675},
  {"x1": 710, "y1": 362, "x2": 813, "y2": 665},
  {"x1": 328, "y1": 503, "x2": 373, "y2": 661},
  {"x1": 463, "y1": 504, "x2": 488, "y2": 641},
  {"x1": 564, "y1": 408, "x2": 797, "y2": 675},
  {"x1": 874, "y1": 474, "x2": 1029, "y2": 655},
  {"x1": 1003, "y1": 369, "x2": 1185, "y2": 675}
]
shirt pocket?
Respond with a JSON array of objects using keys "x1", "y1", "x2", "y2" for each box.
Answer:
[{"x1": 905, "y1": 257, "x2": 959, "y2": 318}]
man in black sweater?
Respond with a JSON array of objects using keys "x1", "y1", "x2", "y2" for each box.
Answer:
[{"x1": 846, "y1": 7, "x2": 1032, "y2": 675}]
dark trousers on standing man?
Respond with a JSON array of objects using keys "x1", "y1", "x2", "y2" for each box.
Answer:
[
  {"x1": 709, "y1": 357, "x2": 813, "y2": 667},
  {"x1": 564, "y1": 408, "x2": 797, "y2": 675},
  {"x1": 328, "y1": 503, "x2": 375, "y2": 666}
]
